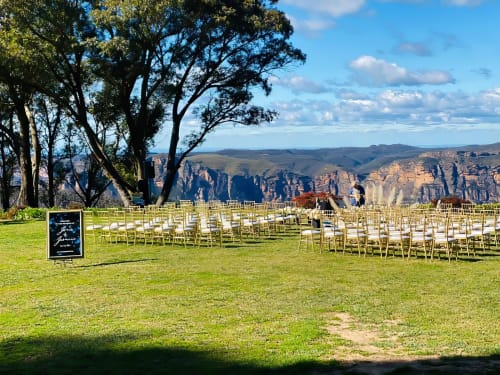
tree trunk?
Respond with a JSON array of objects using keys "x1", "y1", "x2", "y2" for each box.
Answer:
[
  {"x1": 46, "y1": 157, "x2": 55, "y2": 207},
  {"x1": 12, "y1": 107, "x2": 36, "y2": 207},
  {"x1": 7, "y1": 86, "x2": 37, "y2": 207},
  {"x1": 26, "y1": 105, "x2": 41, "y2": 205},
  {"x1": 0, "y1": 137, "x2": 14, "y2": 210},
  {"x1": 156, "y1": 117, "x2": 181, "y2": 206},
  {"x1": 16, "y1": 136, "x2": 35, "y2": 207},
  {"x1": 75, "y1": 109, "x2": 134, "y2": 207}
]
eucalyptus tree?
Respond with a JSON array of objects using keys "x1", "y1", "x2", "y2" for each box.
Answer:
[
  {"x1": 0, "y1": 0, "x2": 136, "y2": 206},
  {"x1": 90, "y1": 0, "x2": 174, "y2": 186},
  {"x1": 0, "y1": 12, "x2": 40, "y2": 207},
  {"x1": 0, "y1": 0, "x2": 305, "y2": 206},
  {"x1": 93, "y1": 0, "x2": 305, "y2": 204}
]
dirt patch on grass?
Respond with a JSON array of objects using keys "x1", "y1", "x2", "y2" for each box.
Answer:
[
  {"x1": 324, "y1": 312, "x2": 498, "y2": 374},
  {"x1": 325, "y1": 312, "x2": 415, "y2": 361}
]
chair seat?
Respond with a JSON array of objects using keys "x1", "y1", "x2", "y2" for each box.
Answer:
[{"x1": 301, "y1": 229, "x2": 321, "y2": 235}]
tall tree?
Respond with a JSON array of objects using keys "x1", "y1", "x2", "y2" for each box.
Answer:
[
  {"x1": 0, "y1": 0, "x2": 305, "y2": 206},
  {"x1": 91, "y1": 0, "x2": 174, "y2": 184},
  {"x1": 92, "y1": 0, "x2": 305, "y2": 205},
  {"x1": 0, "y1": 41, "x2": 38, "y2": 207},
  {"x1": 0, "y1": 0, "x2": 136, "y2": 206},
  {"x1": 156, "y1": 0, "x2": 305, "y2": 204}
]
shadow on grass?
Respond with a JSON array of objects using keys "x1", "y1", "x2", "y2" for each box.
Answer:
[
  {"x1": 1, "y1": 335, "x2": 498, "y2": 375},
  {"x1": 77, "y1": 259, "x2": 158, "y2": 268}
]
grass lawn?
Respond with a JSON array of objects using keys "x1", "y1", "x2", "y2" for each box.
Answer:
[{"x1": 1, "y1": 220, "x2": 499, "y2": 374}]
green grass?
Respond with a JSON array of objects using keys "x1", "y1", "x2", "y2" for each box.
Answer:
[{"x1": 1, "y1": 220, "x2": 499, "y2": 374}]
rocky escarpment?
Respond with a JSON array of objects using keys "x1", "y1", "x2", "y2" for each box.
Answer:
[
  {"x1": 363, "y1": 150, "x2": 500, "y2": 203},
  {"x1": 150, "y1": 144, "x2": 500, "y2": 204}
]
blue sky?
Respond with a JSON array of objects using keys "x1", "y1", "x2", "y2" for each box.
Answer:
[{"x1": 157, "y1": 0, "x2": 500, "y2": 151}]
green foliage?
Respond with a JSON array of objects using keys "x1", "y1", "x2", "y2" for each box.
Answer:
[
  {"x1": 0, "y1": 0, "x2": 306, "y2": 204},
  {"x1": 0, "y1": 207, "x2": 47, "y2": 220},
  {"x1": 0, "y1": 221, "x2": 498, "y2": 374},
  {"x1": 479, "y1": 202, "x2": 500, "y2": 210},
  {"x1": 15, "y1": 207, "x2": 47, "y2": 220}
]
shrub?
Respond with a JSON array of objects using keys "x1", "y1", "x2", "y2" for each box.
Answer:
[{"x1": 16, "y1": 207, "x2": 47, "y2": 220}]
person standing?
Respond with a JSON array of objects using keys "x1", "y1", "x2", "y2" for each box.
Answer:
[{"x1": 348, "y1": 181, "x2": 366, "y2": 207}]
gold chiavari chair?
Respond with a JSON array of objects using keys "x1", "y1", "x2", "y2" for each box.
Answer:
[
  {"x1": 493, "y1": 208, "x2": 500, "y2": 247},
  {"x1": 239, "y1": 207, "x2": 260, "y2": 240},
  {"x1": 172, "y1": 210, "x2": 198, "y2": 247},
  {"x1": 342, "y1": 210, "x2": 367, "y2": 256},
  {"x1": 450, "y1": 212, "x2": 474, "y2": 257},
  {"x1": 430, "y1": 213, "x2": 458, "y2": 261},
  {"x1": 100, "y1": 209, "x2": 121, "y2": 244},
  {"x1": 408, "y1": 212, "x2": 433, "y2": 260},
  {"x1": 217, "y1": 208, "x2": 241, "y2": 244},
  {"x1": 196, "y1": 213, "x2": 221, "y2": 247},
  {"x1": 116, "y1": 208, "x2": 137, "y2": 245},
  {"x1": 365, "y1": 210, "x2": 389, "y2": 257},
  {"x1": 297, "y1": 212, "x2": 322, "y2": 251},
  {"x1": 385, "y1": 210, "x2": 411, "y2": 258},
  {"x1": 321, "y1": 211, "x2": 345, "y2": 253},
  {"x1": 469, "y1": 211, "x2": 491, "y2": 254},
  {"x1": 84, "y1": 209, "x2": 103, "y2": 246}
]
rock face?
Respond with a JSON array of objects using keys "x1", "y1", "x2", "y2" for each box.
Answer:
[
  {"x1": 363, "y1": 150, "x2": 500, "y2": 204},
  {"x1": 150, "y1": 144, "x2": 500, "y2": 204}
]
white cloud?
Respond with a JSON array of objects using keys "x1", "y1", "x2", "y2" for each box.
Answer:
[
  {"x1": 282, "y1": 0, "x2": 366, "y2": 17},
  {"x1": 269, "y1": 75, "x2": 333, "y2": 94},
  {"x1": 348, "y1": 56, "x2": 455, "y2": 86},
  {"x1": 265, "y1": 87, "x2": 500, "y2": 129},
  {"x1": 287, "y1": 15, "x2": 335, "y2": 34}
]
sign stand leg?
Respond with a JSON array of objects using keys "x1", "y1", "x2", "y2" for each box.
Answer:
[{"x1": 53, "y1": 259, "x2": 74, "y2": 267}]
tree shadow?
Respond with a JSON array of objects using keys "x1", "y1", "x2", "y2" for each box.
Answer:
[
  {"x1": 1, "y1": 335, "x2": 498, "y2": 375},
  {"x1": 77, "y1": 259, "x2": 158, "y2": 268}
]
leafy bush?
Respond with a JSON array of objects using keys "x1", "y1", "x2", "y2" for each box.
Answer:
[{"x1": 16, "y1": 207, "x2": 47, "y2": 220}]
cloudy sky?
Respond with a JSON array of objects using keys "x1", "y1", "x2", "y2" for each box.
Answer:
[{"x1": 159, "y1": 0, "x2": 500, "y2": 151}]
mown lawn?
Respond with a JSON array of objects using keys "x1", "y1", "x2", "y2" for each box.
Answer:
[{"x1": 1, "y1": 220, "x2": 499, "y2": 374}]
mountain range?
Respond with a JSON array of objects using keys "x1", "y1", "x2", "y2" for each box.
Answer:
[{"x1": 149, "y1": 143, "x2": 500, "y2": 204}]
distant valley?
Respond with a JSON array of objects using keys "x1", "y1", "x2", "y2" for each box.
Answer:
[{"x1": 150, "y1": 143, "x2": 500, "y2": 204}]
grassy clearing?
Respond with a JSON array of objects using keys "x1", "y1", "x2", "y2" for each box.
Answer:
[{"x1": 1, "y1": 220, "x2": 499, "y2": 374}]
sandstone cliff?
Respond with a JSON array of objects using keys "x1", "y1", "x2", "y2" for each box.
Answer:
[{"x1": 150, "y1": 144, "x2": 500, "y2": 204}]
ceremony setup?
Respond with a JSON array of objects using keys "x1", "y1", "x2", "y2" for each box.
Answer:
[
  {"x1": 83, "y1": 200, "x2": 500, "y2": 262},
  {"x1": 2, "y1": 0, "x2": 499, "y2": 373}
]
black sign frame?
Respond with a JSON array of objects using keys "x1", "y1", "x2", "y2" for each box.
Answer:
[{"x1": 47, "y1": 210, "x2": 84, "y2": 260}]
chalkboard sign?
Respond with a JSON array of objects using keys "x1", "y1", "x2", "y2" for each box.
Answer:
[{"x1": 47, "y1": 210, "x2": 84, "y2": 260}]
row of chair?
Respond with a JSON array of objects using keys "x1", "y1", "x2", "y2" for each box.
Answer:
[
  {"x1": 84, "y1": 204, "x2": 298, "y2": 247},
  {"x1": 83, "y1": 202, "x2": 499, "y2": 260},
  {"x1": 298, "y1": 208, "x2": 500, "y2": 261}
]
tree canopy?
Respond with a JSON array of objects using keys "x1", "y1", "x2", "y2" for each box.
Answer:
[{"x1": 0, "y1": 0, "x2": 305, "y2": 207}]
